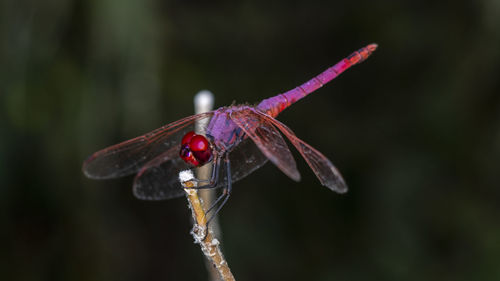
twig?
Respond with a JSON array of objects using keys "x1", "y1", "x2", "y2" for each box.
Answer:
[
  {"x1": 185, "y1": 187, "x2": 235, "y2": 281},
  {"x1": 180, "y1": 91, "x2": 235, "y2": 281}
]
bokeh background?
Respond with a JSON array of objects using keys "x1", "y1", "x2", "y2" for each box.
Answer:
[{"x1": 2, "y1": 0, "x2": 500, "y2": 280}]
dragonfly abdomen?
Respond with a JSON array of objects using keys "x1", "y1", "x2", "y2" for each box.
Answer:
[{"x1": 257, "y1": 44, "x2": 377, "y2": 118}]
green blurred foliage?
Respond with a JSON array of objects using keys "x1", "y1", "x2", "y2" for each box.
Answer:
[{"x1": 1, "y1": 0, "x2": 500, "y2": 280}]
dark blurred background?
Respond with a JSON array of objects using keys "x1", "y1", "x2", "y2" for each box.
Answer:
[{"x1": 2, "y1": 0, "x2": 500, "y2": 280}]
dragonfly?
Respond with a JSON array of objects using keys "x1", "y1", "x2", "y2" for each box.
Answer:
[{"x1": 83, "y1": 44, "x2": 377, "y2": 216}]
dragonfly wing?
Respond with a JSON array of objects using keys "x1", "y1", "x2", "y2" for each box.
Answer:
[
  {"x1": 133, "y1": 146, "x2": 191, "y2": 200},
  {"x1": 230, "y1": 108, "x2": 301, "y2": 181},
  {"x1": 82, "y1": 112, "x2": 213, "y2": 179},
  {"x1": 213, "y1": 137, "x2": 269, "y2": 189},
  {"x1": 253, "y1": 110, "x2": 347, "y2": 193}
]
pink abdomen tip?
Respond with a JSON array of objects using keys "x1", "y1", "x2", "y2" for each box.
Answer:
[
  {"x1": 348, "y1": 43, "x2": 378, "y2": 65},
  {"x1": 367, "y1": 43, "x2": 378, "y2": 52}
]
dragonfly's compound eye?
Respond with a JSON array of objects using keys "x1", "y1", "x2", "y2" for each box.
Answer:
[
  {"x1": 181, "y1": 131, "x2": 196, "y2": 146},
  {"x1": 179, "y1": 131, "x2": 213, "y2": 167},
  {"x1": 180, "y1": 144, "x2": 199, "y2": 166}
]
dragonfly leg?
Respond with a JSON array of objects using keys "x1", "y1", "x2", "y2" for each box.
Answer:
[
  {"x1": 205, "y1": 154, "x2": 232, "y2": 225},
  {"x1": 191, "y1": 154, "x2": 221, "y2": 189}
]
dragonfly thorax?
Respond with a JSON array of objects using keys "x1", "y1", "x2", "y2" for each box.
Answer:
[
  {"x1": 205, "y1": 108, "x2": 246, "y2": 152},
  {"x1": 179, "y1": 131, "x2": 213, "y2": 167}
]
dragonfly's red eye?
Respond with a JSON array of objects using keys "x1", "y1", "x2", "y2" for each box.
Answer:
[
  {"x1": 189, "y1": 135, "x2": 209, "y2": 151},
  {"x1": 181, "y1": 131, "x2": 196, "y2": 146},
  {"x1": 179, "y1": 132, "x2": 213, "y2": 167},
  {"x1": 180, "y1": 144, "x2": 199, "y2": 166}
]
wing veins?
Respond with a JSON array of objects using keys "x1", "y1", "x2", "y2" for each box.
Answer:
[{"x1": 252, "y1": 110, "x2": 347, "y2": 193}]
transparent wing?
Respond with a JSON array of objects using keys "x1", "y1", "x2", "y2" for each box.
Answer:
[
  {"x1": 82, "y1": 112, "x2": 213, "y2": 179},
  {"x1": 132, "y1": 140, "x2": 193, "y2": 200},
  {"x1": 253, "y1": 110, "x2": 347, "y2": 193},
  {"x1": 230, "y1": 108, "x2": 301, "y2": 181},
  {"x1": 133, "y1": 160, "x2": 189, "y2": 200},
  {"x1": 212, "y1": 136, "x2": 269, "y2": 189}
]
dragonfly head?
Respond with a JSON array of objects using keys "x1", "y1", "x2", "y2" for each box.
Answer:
[{"x1": 179, "y1": 131, "x2": 213, "y2": 167}]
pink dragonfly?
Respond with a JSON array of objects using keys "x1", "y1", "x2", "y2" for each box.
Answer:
[{"x1": 83, "y1": 44, "x2": 377, "y2": 215}]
